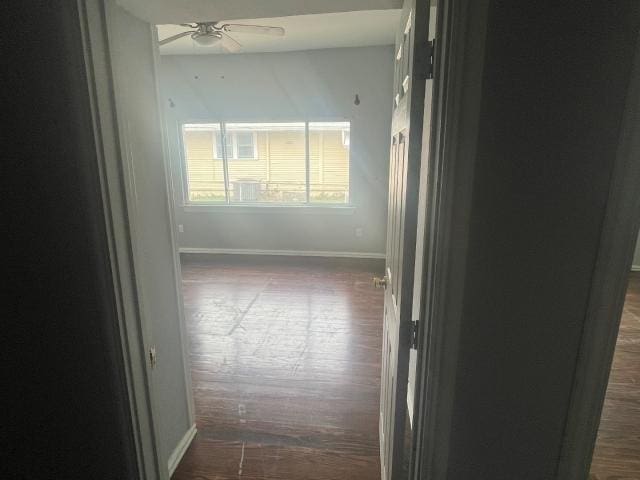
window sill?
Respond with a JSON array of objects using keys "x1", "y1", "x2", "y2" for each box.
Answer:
[{"x1": 181, "y1": 204, "x2": 356, "y2": 215}]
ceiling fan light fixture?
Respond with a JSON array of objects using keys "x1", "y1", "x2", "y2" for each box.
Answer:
[{"x1": 192, "y1": 32, "x2": 222, "y2": 46}]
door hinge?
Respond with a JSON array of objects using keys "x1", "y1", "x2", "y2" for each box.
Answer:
[
  {"x1": 148, "y1": 346, "x2": 157, "y2": 369},
  {"x1": 410, "y1": 320, "x2": 419, "y2": 350},
  {"x1": 426, "y1": 39, "x2": 435, "y2": 79}
]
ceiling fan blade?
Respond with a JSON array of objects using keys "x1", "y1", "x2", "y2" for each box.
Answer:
[
  {"x1": 221, "y1": 23, "x2": 285, "y2": 36},
  {"x1": 220, "y1": 32, "x2": 242, "y2": 53},
  {"x1": 158, "y1": 30, "x2": 194, "y2": 46}
]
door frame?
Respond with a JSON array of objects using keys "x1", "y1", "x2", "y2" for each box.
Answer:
[
  {"x1": 409, "y1": 0, "x2": 491, "y2": 478},
  {"x1": 77, "y1": 1, "x2": 195, "y2": 479},
  {"x1": 409, "y1": 1, "x2": 640, "y2": 479}
]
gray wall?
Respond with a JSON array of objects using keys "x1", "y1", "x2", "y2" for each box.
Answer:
[
  {"x1": 444, "y1": 2, "x2": 640, "y2": 479},
  {"x1": 108, "y1": 3, "x2": 192, "y2": 470},
  {"x1": 634, "y1": 235, "x2": 640, "y2": 268},
  {"x1": 159, "y1": 46, "x2": 394, "y2": 255}
]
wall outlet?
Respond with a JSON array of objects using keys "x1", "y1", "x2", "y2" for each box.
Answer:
[
  {"x1": 355, "y1": 227, "x2": 364, "y2": 238},
  {"x1": 178, "y1": 224, "x2": 184, "y2": 233}
]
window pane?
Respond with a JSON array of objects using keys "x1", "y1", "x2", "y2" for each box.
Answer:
[
  {"x1": 213, "y1": 128, "x2": 232, "y2": 159},
  {"x1": 309, "y1": 122, "x2": 350, "y2": 204},
  {"x1": 225, "y1": 122, "x2": 306, "y2": 203},
  {"x1": 235, "y1": 132, "x2": 255, "y2": 159},
  {"x1": 182, "y1": 123, "x2": 226, "y2": 202}
]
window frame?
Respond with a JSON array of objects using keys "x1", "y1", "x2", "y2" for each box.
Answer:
[{"x1": 179, "y1": 119, "x2": 353, "y2": 209}]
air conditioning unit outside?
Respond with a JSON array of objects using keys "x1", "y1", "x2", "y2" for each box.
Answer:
[{"x1": 231, "y1": 180, "x2": 261, "y2": 202}]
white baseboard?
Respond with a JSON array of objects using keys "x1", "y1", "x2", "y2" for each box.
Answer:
[
  {"x1": 179, "y1": 247, "x2": 386, "y2": 260},
  {"x1": 632, "y1": 265, "x2": 640, "y2": 272},
  {"x1": 168, "y1": 423, "x2": 197, "y2": 477}
]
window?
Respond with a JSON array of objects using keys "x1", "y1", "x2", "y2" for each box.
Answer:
[
  {"x1": 235, "y1": 132, "x2": 255, "y2": 159},
  {"x1": 214, "y1": 130, "x2": 256, "y2": 160},
  {"x1": 181, "y1": 121, "x2": 350, "y2": 205}
]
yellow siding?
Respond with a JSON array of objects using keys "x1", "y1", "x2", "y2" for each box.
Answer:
[
  {"x1": 183, "y1": 130, "x2": 225, "y2": 201},
  {"x1": 309, "y1": 133, "x2": 321, "y2": 184},
  {"x1": 316, "y1": 131, "x2": 349, "y2": 185},
  {"x1": 309, "y1": 131, "x2": 349, "y2": 201},
  {"x1": 265, "y1": 131, "x2": 306, "y2": 186}
]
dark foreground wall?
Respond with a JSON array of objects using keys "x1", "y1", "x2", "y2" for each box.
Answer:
[
  {"x1": 446, "y1": 2, "x2": 640, "y2": 479},
  {"x1": 4, "y1": 3, "x2": 136, "y2": 478}
]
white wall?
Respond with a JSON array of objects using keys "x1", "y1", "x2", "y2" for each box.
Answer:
[
  {"x1": 107, "y1": 3, "x2": 192, "y2": 473},
  {"x1": 159, "y1": 46, "x2": 394, "y2": 255}
]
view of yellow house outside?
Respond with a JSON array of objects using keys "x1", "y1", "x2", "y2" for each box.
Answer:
[{"x1": 181, "y1": 121, "x2": 350, "y2": 205}]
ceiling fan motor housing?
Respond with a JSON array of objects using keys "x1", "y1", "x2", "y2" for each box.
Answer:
[{"x1": 192, "y1": 29, "x2": 222, "y2": 46}]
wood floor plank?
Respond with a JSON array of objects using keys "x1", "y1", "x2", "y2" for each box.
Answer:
[
  {"x1": 172, "y1": 255, "x2": 384, "y2": 480},
  {"x1": 590, "y1": 272, "x2": 640, "y2": 480},
  {"x1": 175, "y1": 436, "x2": 381, "y2": 480}
]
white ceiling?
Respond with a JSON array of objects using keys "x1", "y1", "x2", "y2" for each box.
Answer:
[
  {"x1": 118, "y1": 0, "x2": 402, "y2": 24},
  {"x1": 157, "y1": 10, "x2": 401, "y2": 56}
]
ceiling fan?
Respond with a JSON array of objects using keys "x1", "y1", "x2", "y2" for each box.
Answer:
[{"x1": 158, "y1": 21, "x2": 285, "y2": 53}]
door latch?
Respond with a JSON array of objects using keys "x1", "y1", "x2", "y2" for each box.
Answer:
[{"x1": 373, "y1": 275, "x2": 389, "y2": 289}]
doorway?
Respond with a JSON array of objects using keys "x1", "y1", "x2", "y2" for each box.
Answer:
[{"x1": 81, "y1": 0, "x2": 439, "y2": 477}]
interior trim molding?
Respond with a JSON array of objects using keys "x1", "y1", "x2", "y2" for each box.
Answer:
[
  {"x1": 78, "y1": 1, "x2": 164, "y2": 478},
  {"x1": 179, "y1": 247, "x2": 387, "y2": 259},
  {"x1": 167, "y1": 424, "x2": 197, "y2": 477},
  {"x1": 632, "y1": 264, "x2": 640, "y2": 272},
  {"x1": 412, "y1": 0, "x2": 491, "y2": 478},
  {"x1": 151, "y1": 20, "x2": 197, "y2": 430}
]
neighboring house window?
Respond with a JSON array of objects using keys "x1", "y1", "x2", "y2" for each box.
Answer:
[
  {"x1": 214, "y1": 131, "x2": 257, "y2": 159},
  {"x1": 181, "y1": 121, "x2": 351, "y2": 205},
  {"x1": 235, "y1": 132, "x2": 256, "y2": 159}
]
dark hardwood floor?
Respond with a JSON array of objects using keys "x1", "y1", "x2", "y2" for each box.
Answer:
[
  {"x1": 590, "y1": 272, "x2": 640, "y2": 480},
  {"x1": 172, "y1": 255, "x2": 385, "y2": 480}
]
